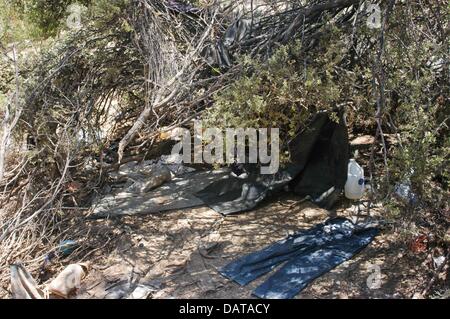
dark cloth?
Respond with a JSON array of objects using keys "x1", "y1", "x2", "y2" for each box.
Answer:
[
  {"x1": 195, "y1": 164, "x2": 301, "y2": 215},
  {"x1": 288, "y1": 112, "x2": 349, "y2": 208},
  {"x1": 195, "y1": 111, "x2": 350, "y2": 215}
]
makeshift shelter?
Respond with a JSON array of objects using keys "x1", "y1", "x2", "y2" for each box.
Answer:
[
  {"x1": 91, "y1": 111, "x2": 350, "y2": 218},
  {"x1": 195, "y1": 111, "x2": 350, "y2": 214},
  {"x1": 288, "y1": 111, "x2": 349, "y2": 208}
]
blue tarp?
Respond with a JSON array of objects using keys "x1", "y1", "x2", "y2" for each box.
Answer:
[{"x1": 220, "y1": 218, "x2": 378, "y2": 299}]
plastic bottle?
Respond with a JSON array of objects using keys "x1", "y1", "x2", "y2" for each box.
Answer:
[
  {"x1": 48, "y1": 263, "x2": 89, "y2": 298},
  {"x1": 344, "y1": 159, "x2": 365, "y2": 200}
]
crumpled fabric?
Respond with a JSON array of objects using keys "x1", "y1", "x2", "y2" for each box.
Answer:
[
  {"x1": 220, "y1": 218, "x2": 378, "y2": 299},
  {"x1": 203, "y1": 18, "x2": 251, "y2": 67},
  {"x1": 10, "y1": 263, "x2": 46, "y2": 299},
  {"x1": 195, "y1": 164, "x2": 301, "y2": 215}
]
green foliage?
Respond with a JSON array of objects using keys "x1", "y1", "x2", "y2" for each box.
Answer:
[
  {"x1": 373, "y1": 2, "x2": 450, "y2": 238},
  {"x1": 0, "y1": 0, "x2": 129, "y2": 40},
  {"x1": 0, "y1": 0, "x2": 31, "y2": 41},
  {"x1": 26, "y1": 0, "x2": 90, "y2": 37},
  {"x1": 386, "y1": 44, "x2": 449, "y2": 210},
  {"x1": 2, "y1": 0, "x2": 447, "y2": 236},
  {"x1": 390, "y1": 102, "x2": 449, "y2": 195},
  {"x1": 204, "y1": 39, "x2": 346, "y2": 161}
]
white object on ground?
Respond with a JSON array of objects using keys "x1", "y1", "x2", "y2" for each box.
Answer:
[
  {"x1": 344, "y1": 159, "x2": 365, "y2": 200},
  {"x1": 48, "y1": 263, "x2": 89, "y2": 298},
  {"x1": 433, "y1": 255, "x2": 446, "y2": 268}
]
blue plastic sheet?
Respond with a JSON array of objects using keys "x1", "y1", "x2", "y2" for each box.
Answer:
[{"x1": 220, "y1": 218, "x2": 378, "y2": 299}]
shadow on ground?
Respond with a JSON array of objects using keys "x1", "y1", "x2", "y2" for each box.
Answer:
[{"x1": 64, "y1": 194, "x2": 434, "y2": 299}]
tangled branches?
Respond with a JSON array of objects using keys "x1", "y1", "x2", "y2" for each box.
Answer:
[
  {"x1": 0, "y1": 0, "x2": 388, "y2": 293},
  {"x1": 0, "y1": 0, "x2": 448, "y2": 297}
]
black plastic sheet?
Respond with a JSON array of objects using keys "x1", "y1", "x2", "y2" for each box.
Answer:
[
  {"x1": 195, "y1": 164, "x2": 301, "y2": 215},
  {"x1": 195, "y1": 112, "x2": 349, "y2": 215}
]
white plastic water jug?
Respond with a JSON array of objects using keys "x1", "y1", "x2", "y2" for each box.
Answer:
[{"x1": 344, "y1": 159, "x2": 365, "y2": 200}]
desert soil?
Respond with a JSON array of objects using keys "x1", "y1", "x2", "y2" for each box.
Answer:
[{"x1": 66, "y1": 194, "x2": 437, "y2": 299}]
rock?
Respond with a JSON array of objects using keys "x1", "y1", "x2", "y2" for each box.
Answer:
[
  {"x1": 160, "y1": 153, "x2": 183, "y2": 164},
  {"x1": 117, "y1": 161, "x2": 140, "y2": 176},
  {"x1": 159, "y1": 127, "x2": 187, "y2": 141},
  {"x1": 350, "y1": 135, "x2": 375, "y2": 148},
  {"x1": 300, "y1": 207, "x2": 328, "y2": 222}
]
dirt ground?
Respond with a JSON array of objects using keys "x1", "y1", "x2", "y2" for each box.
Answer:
[{"x1": 60, "y1": 194, "x2": 443, "y2": 299}]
